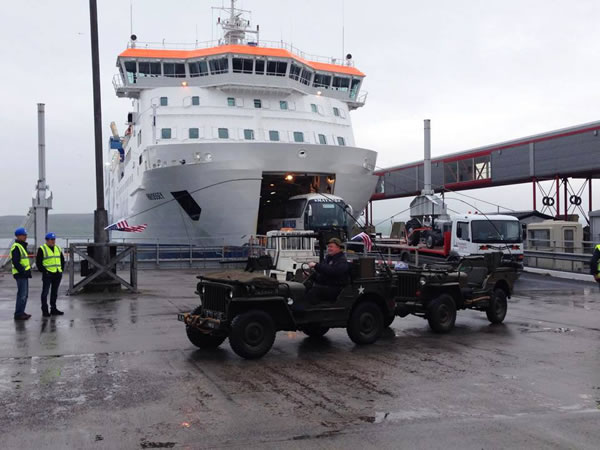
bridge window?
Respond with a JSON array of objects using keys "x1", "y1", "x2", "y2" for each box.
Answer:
[
  {"x1": 474, "y1": 155, "x2": 491, "y2": 179},
  {"x1": 138, "y1": 61, "x2": 161, "y2": 78},
  {"x1": 244, "y1": 129, "x2": 255, "y2": 140},
  {"x1": 337, "y1": 136, "x2": 346, "y2": 146},
  {"x1": 444, "y1": 155, "x2": 491, "y2": 184},
  {"x1": 318, "y1": 134, "x2": 327, "y2": 145},
  {"x1": 350, "y1": 79, "x2": 361, "y2": 98},
  {"x1": 218, "y1": 128, "x2": 229, "y2": 139},
  {"x1": 332, "y1": 76, "x2": 350, "y2": 91},
  {"x1": 267, "y1": 60, "x2": 287, "y2": 76},
  {"x1": 289, "y1": 63, "x2": 302, "y2": 81},
  {"x1": 300, "y1": 68, "x2": 313, "y2": 85},
  {"x1": 189, "y1": 128, "x2": 199, "y2": 139},
  {"x1": 163, "y1": 62, "x2": 185, "y2": 78},
  {"x1": 269, "y1": 130, "x2": 280, "y2": 141},
  {"x1": 255, "y1": 59, "x2": 265, "y2": 74},
  {"x1": 209, "y1": 57, "x2": 229, "y2": 74},
  {"x1": 189, "y1": 60, "x2": 209, "y2": 77},
  {"x1": 161, "y1": 128, "x2": 171, "y2": 139},
  {"x1": 124, "y1": 61, "x2": 136, "y2": 83},
  {"x1": 293, "y1": 131, "x2": 304, "y2": 143},
  {"x1": 313, "y1": 73, "x2": 331, "y2": 89},
  {"x1": 232, "y1": 57, "x2": 253, "y2": 74}
]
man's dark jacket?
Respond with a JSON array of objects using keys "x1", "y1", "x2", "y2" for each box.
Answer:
[
  {"x1": 314, "y1": 252, "x2": 350, "y2": 287},
  {"x1": 36, "y1": 246, "x2": 65, "y2": 275},
  {"x1": 591, "y1": 246, "x2": 600, "y2": 276},
  {"x1": 11, "y1": 240, "x2": 32, "y2": 279}
]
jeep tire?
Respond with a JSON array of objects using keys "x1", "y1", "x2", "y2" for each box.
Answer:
[
  {"x1": 186, "y1": 307, "x2": 228, "y2": 349},
  {"x1": 347, "y1": 302, "x2": 384, "y2": 345},
  {"x1": 486, "y1": 288, "x2": 508, "y2": 324},
  {"x1": 427, "y1": 294, "x2": 457, "y2": 333},
  {"x1": 229, "y1": 310, "x2": 276, "y2": 359}
]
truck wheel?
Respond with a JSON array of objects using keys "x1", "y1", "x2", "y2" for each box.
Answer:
[
  {"x1": 347, "y1": 302, "x2": 384, "y2": 345},
  {"x1": 229, "y1": 310, "x2": 276, "y2": 359},
  {"x1": 486, "y1": 288, "x2": 508, "y2": 324},
  {"x1": 302, "y1": 326, "x2": 329, "y2": 338},
  {"x1": 427, "y1": 294, "x2": 456, "y2": 333}
]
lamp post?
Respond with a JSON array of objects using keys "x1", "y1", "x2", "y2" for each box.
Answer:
[{"x1": 89, "y1": 0, "x2": 109, "y2": 246}]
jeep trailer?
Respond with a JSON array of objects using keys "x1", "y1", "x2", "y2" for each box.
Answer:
[{"x1": 177, "y1": 253, "x2": 520, "y2": 359}]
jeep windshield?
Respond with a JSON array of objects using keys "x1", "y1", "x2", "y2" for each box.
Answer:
[
  {"x1": 471, "y1": 220, "x2": 522, "y2": 244},
  {"x1": 306, "y1": 200, "x2": 347, "y2": 229}
]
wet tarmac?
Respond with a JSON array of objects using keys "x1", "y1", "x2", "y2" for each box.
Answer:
[{"x1": 0, "y1": 270, "x2": 599, "y2": 449}]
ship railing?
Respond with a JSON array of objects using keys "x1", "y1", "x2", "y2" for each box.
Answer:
[
  {"x1": 126, "y1": 39, "x2": 354, "y2": 66},
  {"x1": 112, "y1": 74, "x2": 124, "y2": 91}
]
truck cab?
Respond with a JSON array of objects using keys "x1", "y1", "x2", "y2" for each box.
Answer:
[{"x1": 264, "y1": 230, "x2": 319, "y2": 281}]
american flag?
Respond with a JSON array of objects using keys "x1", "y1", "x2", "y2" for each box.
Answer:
[
  {"x1": 105, "y1": 219, "x2": 147, "y2": 233},
  {"x1": 351, "y1": 232, "x2": 373, "y2": 252}
]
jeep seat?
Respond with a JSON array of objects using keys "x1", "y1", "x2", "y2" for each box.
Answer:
[
  {"x1": 465, "y1": 266, "x2": 489, "y2": 287},
  {"x1": 278, "y1": 281, "x2": 307, "y2": 302}
]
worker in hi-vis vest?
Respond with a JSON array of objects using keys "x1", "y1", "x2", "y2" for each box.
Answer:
[
  {"x1": 591, "y1": 243, "x2": 600, "y2": 289},
  {"x1": 35, "y1": 232, "x2": 65, "y2": 317},
  {"x1": 10, "y1": 227, "x2": 32, "y2": 320}
]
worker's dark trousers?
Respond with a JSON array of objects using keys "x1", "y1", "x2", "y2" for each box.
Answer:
[
  {"x1": 307, "y1": 284, "x2": 342, "y2": 304},
  {"x1": 41, "y1": 272, "x2": 62, "y2": 312}
]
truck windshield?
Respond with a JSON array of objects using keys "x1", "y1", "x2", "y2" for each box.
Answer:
[
  {"x1": 306, "y1": 200, "x2": 347, "y2": 229},
  {"x1": 284, "y1": 199, "x2": 306, "y2": 218},
  {"x1": 471, "y1": 220, "x2": 522, "y2": 243}
]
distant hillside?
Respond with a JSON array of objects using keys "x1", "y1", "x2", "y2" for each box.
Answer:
[{"x1": 0, "y1": 214, "x2": 93, "y2": 238}]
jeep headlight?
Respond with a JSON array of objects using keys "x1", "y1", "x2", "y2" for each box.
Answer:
[
  {"x1": 201, "y1": 286, "x2": 206, "y2": 295},
  {"x1": 229, "y1": 290, "x2": 234, "y2": 299},
  {"x1": 419, "y1": 277, "x2": 427, "y2": 286}
]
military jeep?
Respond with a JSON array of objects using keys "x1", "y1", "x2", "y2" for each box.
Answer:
[
  {"x1": 178, "y1": 258, "x2": 396, "y2": 359},
  {"x1": 392, "y1": 252, "x2": 521, "y2": 332}
]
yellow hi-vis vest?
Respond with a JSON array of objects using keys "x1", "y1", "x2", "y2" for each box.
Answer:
[
  {"x1": 10, "y1": 242, "x2": 31, "y2": 275},
  {"x1": 41, "y1": 244, "x2": 62, "y2": 273},
  {"x1": 596, "y1": 244, "x2": 600, "y2": 272}
]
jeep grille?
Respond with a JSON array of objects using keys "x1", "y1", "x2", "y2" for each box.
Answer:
[
  {"x1": 396, "y1": 273, "x2": 419, "y2": 298},
  {"x1": 202, "y1": 284, "x2": 229, "y2": 314}
]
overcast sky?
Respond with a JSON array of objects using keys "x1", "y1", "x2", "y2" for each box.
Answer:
[{"x1": 1, "y1": 0, "x2": 599, "y2": 224}]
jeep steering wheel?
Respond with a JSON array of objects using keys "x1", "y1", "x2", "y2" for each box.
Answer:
[{"x1": 301, "y1": 263, "x2": 314, "y2": 277}]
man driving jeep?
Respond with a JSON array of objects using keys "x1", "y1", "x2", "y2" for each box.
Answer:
[{"x1": 306, "y1": 238, "x2": 350, "y2": 304}]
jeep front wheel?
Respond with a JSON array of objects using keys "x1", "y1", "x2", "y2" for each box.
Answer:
[
  {"x1": 486, "y1": 288, "x2": 508, "y2": 324},
  {"x1": 229, "y1": 310, "x2": 276, "y2": 359},
  {"x1": 347, "y1": 302, "x2": 384, "y2": 345},
  {"x1": 427, "y1": 294, "x2": 456, "y2": 333}
]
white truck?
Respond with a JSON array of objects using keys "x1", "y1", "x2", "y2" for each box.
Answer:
[{"x1": 262, "y1": 230, "x2": 319, "y2": 281}]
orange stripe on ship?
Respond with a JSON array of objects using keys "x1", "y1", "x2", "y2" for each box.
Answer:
[{"x1": 119, "y1": 44, "x2": 365, "y2": 77}]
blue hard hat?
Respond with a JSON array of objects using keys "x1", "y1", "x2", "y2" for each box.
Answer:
[
  {"x1": 45, "y1": 232, "x2": 56, "y2": 240},
  {"x1": 14, "y1": 227, "x2": 27, "y2": 236}
]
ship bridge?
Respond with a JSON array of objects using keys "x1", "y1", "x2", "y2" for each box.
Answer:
[{"x1": 113, "y1": 42, "x2": 367, "y2": 110}]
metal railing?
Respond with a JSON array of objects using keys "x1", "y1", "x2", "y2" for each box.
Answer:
[
  {"x1": 126, "y1": 39, "x2": 355, "y2": 66},
  {"x1": 524, "y1": 239, "x2": 596, "y2": 274}
]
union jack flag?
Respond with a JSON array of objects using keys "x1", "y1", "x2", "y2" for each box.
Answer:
[
  {"x1": 351, "y1": 232, "x2": 373, "y2": 252},
  {"x1": 105, "y1": 219, "x2": 147, "y2": 233}
]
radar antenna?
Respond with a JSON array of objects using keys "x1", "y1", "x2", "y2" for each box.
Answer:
[{"x1": 214, "y1": 0, "x2": 259, "y2": 45}]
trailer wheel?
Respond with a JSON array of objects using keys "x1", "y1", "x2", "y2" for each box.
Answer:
[
  {"x1": 427, "y1": 294, "x2": 456, "y2": 333},
  {"x1": 186, "y1": 307, "x2": 228, "y2": 349},
  {"x1": 347, "y1": 302, "x2": 384, "y2": 345},
  {"x1": 486, "y1": 288, "x2": 508, "y2": 324},
  {"x1": 229, "y1": 310, "x2": 276, "y2": 359},
  {"x1": 302, "y1": 326, "x2": 329, "y2": 338}
]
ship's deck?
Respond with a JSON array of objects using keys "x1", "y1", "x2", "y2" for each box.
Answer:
[{"x1": 0, "y1": 270, "x2": 598, "y2": 448}]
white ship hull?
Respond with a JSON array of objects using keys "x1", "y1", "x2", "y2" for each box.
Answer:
[{"x1": 109, "y1": 142, "x2": 377, "y2": 245}]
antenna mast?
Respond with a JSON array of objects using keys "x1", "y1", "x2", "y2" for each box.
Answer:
[{"x1": 213, "y1": 0, "x2": 259, "y2": 45}]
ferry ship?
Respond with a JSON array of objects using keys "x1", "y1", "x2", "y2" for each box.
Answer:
[{"x1": 106, "y1": 1, "x2": 378, "y2": 245}]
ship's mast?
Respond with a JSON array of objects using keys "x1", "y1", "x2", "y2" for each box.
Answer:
[{"x1": 216, "y1": 0, "x2": 259, "y2": 45}]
